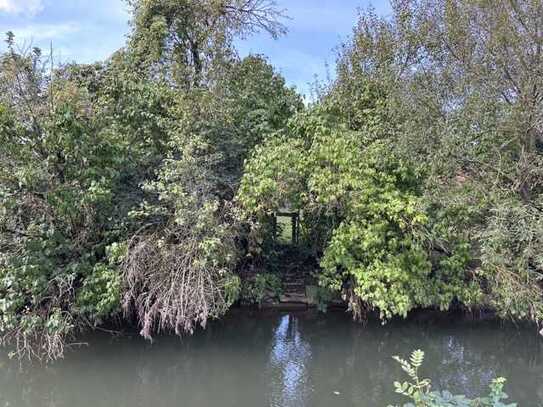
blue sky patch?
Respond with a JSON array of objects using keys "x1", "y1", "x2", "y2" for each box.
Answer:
[{"x1": 0, "y1": 0, "x2": 392, "y2": 97}]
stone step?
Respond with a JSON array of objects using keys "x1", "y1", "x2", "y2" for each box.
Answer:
[
  {"x1": 282, "y1": 273, "x2": 305, "y2": 279},
  {"x1": 283, "y1": 286, "x2": 305, "y2": 291},
  {"x1": 279, "y1": 293, "x2": 308, "y2": 303},
  {"x1": 282, "y1": 273, "x2": 309, "y2": 278}
]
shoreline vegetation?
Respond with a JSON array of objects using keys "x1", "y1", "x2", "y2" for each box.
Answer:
[
  {"x1": 1, "y1": 0, "x2": 542, "y2": 383},
  {"x1": 390, "y1": 350, "x2": 517, "y2": 407}
]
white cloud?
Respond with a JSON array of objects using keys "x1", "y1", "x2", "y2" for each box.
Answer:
[{"x1": 0, "y1": 0, "x2": 44, "y2": 16}]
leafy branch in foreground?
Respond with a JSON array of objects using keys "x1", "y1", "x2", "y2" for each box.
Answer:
[{"x1": 389, "y1": 350, "x2": 516, "y2": 407}]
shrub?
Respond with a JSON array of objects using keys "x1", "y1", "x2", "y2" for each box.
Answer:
[
  {"x1": 390, "y1": 350, "x2": 516, "y2": 407},
  {"x1": 241, "y1": 273, "x2": 283, "y2": 305}
]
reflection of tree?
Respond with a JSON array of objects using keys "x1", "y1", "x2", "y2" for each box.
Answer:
[
  {"x1": 294, "y1": 312, "x2": 543, "y2": 407},
  {"x1": 266, "y1": 314, "x2": 312, "y2": 407},
  {"x1": 0, "y1": 313, "x2": 282, "y2": 407},
  {"x1": 0, "y1": 312, "x2": 541, "y2": 407}
]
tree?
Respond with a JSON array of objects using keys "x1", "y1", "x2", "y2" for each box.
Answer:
[
  {"x1": 121, "y1": 54, "x2": 302, "y2": 339},
  {"x1": 0, "y1": 37, "x2": 126, "y2": 360},
  {"x1": 126, "y1": 0, "x2": 287, "y2": 87},
  {"x1": 326, "y1": 0, "x2": 543, "y2": 322}
]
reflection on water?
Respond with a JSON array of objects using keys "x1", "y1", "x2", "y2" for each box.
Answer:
[
  {"x1": 268, "y1": 315, "x2": 312, "y2": 407},
  {"x1": 0, "y1": 310, "x2": 541, "y2": 407}
]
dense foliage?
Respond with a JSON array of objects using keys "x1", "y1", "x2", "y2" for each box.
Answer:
[
  {"x1": 238, "y1": 103, "x2": 479, "y2": 320},
  {"x1": 0, "y1": 0, "x2": 299, "y2": 360},
  {"x1": 0, "y1": 0, "x2": 542, "y2": 361},
  {"x1": 0, "y1": 38, "x2": 129, "y2": 359},
  {"x1": 330, "y1": 0, "x2": 543, "y2": 322},
  {"x1": 240, "y1": 0, "x2": 543, "y2": 324}
]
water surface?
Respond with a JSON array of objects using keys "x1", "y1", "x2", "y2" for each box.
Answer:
[{"x1": 0, "y1": 310, "x2": 541, "y2": 406}]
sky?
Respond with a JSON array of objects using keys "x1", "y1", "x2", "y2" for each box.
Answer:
[{"x1": 0, "y1": 0, "x2": 392, "y2": 98}]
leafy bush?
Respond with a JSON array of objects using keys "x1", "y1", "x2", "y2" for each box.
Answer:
[
  {"x1": 0, "y1": 41, "x2": 129, "y2": 361},
  {"x1": 390, "y1": 350, "x2": 516, "y2": 407},
  {"x1": 76, "y1": 243, "x2": 125, "y2": 322},
  {"x1": 305, "y1": 285, "x2": 336, "y2": 312},
  {"x1": 241, "y1": 273, "x2": 283, "y2": 305},
  {"x1": 330, "y1": 0, "x2": 543, "y2": 324},
  {"x1": 239, "y1": 109, "x2": 479, "y2": 321}
]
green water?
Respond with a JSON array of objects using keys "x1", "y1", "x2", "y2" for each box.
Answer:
[{"x1": 0, "y1": 311, "x2": 541, "y2": 406}]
